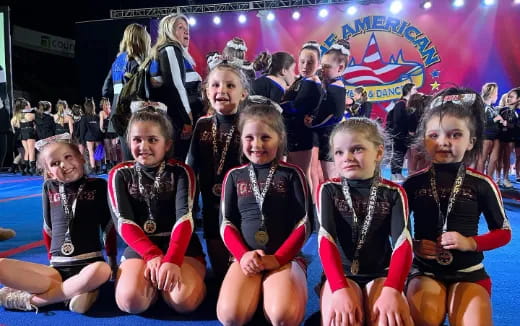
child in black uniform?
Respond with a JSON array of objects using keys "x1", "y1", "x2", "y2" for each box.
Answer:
[
  {"x1": 0, "y1": 134, "x2": 117, "y2": 313},
  {"x1": 79, "y1": 98, "x2": 103, "y2": 174},
  {"x1": 186, "y1": 62, "x2": 249, "y2": 279},
  {"x1": 281, "y1": 41, "x2": 323, "y2": 179},
  {"x1": 35, "y1": 101, "x2": 55, "y2": 140},
  {"x1": 11, "y1": 98, "x2": 37, "y2": 175},
  {"x1": 308, "y1": 40, "x2": 350, "y2": 189},
  {"x1": 217, "y1": 97, "x2": 312, "y2": 326},
  {"x1": 252, "y1": 51, "x2": 296, "y2": 103},
  {"x1": 404, "y1": 87, "x2": 512, "y2": 326},
  {"x1": 318, "y1": 118, "x2": 413, "y2": 326},
  {"x1": 108, "y1": 106, "x2": 206, "y2": 314}
]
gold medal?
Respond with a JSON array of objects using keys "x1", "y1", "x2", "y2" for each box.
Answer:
[
  {"x1": 143, "y1": 220, "x2": 157, "y2": 234},
  {"x1": 436, "y1": 248, "x2": 453, "y2": 265},
  {"x1": 254, "y1": 230, "x2": 269, "y2": 246},
  {"x1": 212, "y1": 183, "x2": 222, "y2": 197},
  {"x1": 350, "y1": 259, "x2": 359, "y2": 275},
  {"x1": 61, "y1": 241, "x2": 75, "y2": 256}
]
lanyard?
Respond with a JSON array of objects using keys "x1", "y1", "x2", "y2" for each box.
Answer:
[
  {"x1": 212, "y1": 116, "x2": 236, "y2": 178},
  {"x1": 429, "y1": 164, "x2": 466, "y2": 233},
  {"x1": 58, "y1": 180, "x2": 86, "y2": 242},
  {"x1": 248, "y1": 161, "x2": 277, "y2": 229},
  {"x1": 341, "y1": 177, "x2": 379, "y2": 262},
  {"x1": 136, "y1": 161, "x2": 166, "y2": 221}
]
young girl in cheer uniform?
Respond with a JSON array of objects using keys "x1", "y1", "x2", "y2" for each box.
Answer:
[
  {"x1": 308, "y1": 40, "x2": 350, "y2": 182},
  {"x1": 186, "y1": 62, "x2": 249, "y2": 279},
  {"x1": 217, "y1": 97, "x2": 312, "y2": 326},
  {"x1": 318, "y1": 118, "x2": 413, "y2": 326},
  {"x1": 108, "y1": 105, "x2": 206, "y2": 314},
  {"x1": 281, "y1": 41, "x2": 323, "y2": 179},
  {"x1": 404, "y1": 87, "x2": 512, "y2": 326},
  {"x1": 0, "y1": 134, "x2": 117, "y2": 313}
]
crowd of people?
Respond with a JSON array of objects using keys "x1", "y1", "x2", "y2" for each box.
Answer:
[{"x1": 0, "y1": 12, "x2": 516, "y2": 326}]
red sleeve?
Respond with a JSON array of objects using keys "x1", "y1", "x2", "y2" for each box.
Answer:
[
  {"x1": 274, "y1": 223, "x2": 307, "y2": 266},
  {"x1": 222, "y1": 223, "x2": 250, "y2": 261},
  {"x1": 43, "y1": 229, "x2": 52, "y2": 260},
  {"x1": 382, "y1": 180, "x2": 413, "y2": 292},
  {"x1": 274, "y1": 163, "x2": 310, "y2": 266},
  {"x1": 473, "y1": 229, "x2": 511, "y2": 251},
  {"x1": 219, "y1": 166, "x2": 250, "y2": 262},
  {"x1": 161, "y1": 161, "x2": 197, "y2": 266},
  {"x1": 108, "y1": 163, "x2": 163, "y2": 262},
  {"x1": 317, "y1": 181, "x2": 349, "y2": 292},
  {"x1": 121, "y1": 223, "x2": 163, "y2": 261}
]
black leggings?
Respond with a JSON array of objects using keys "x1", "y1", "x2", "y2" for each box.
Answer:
[{"x1": 391, "y1": 137, "x2": 408, "y2": 174}]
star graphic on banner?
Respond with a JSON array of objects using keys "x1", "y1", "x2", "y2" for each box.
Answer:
[
  {"x1": 431, "y1": 80, "x2": 440, "y2": 90},
  {"x1": 431, "y1": 70, "x2": 440, "y2": 78}
]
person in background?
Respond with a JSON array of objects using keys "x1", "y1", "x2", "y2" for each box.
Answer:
[
  {"x1": 252, "y1": 51, "x2": 296, "y2": 103},
  {"x1": 103, "y1": 23, "x2": 151, "y2": 161},
  {"x1": 386, "y1": 83, "x2": 417, "y2": 183},
  {"x1": 149, "y1": 14, "x2": 194, "y2": 162}
]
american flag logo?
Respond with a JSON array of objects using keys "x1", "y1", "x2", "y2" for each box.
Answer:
[{"x1": 344, "y1": 33, "x2": 424, "y2": 87}]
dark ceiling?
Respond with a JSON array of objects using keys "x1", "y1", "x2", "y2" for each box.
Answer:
[
  {"x1": 1, "y1": 0, "x2": 230, "y2": 38},
  {"x1": 1, "y1": 0, "x2": 385, "y2": 38}
]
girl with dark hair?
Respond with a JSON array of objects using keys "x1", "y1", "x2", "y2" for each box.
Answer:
[
  {"x1": 404, "y1": 87, "x2": 511, "y2": 326},
  {"x1": 79, "y1": 98, "x2": 102, "y2": 174},
  {"x1": 252, "y1": 51, "x2": 296, "y2": 103}
]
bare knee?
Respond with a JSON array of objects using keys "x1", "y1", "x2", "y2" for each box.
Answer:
[
  {"x1": 265, "y1": 304, "x2": 304, "y2": 326},
  {"x1": 217, "y1": 302, "x2": 250, "y2": 326},
  {"x1": 116, "y1": 293, "x2": 151, "y2": 314}
]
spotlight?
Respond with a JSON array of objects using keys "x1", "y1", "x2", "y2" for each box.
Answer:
[
  {"x1": 515, "y1": 0, "x2": 520, "y2": 4},
  {"x1": 347, "y1": 6, "x2": 358, "y2": 15},
  {"x1": 266, "y1": 12, "x2": 275, "y2": 21},
  {"x1": 390, "y1": 1, "x2": 403, "y2": 14},
  {"x1": 483, "y1": 0, "x2": 495, "y2": 5},
  {"x1": 188, "y1": 17, "x2": 196, "y2": 26},
  {"x1": 319, "y1": 8, "x2": 329, "y2": 18},
  {"x1": 238, "y1": 14, "x2": 247, "y2": 23},
  {"x1": 292, "y1": 11, "x2": 301, "y2": 20},
  {"x1": 421, "y1": 1, "x2": 432, "y2": 9},
  {"x1": 213, "y1": 16, "x2": 221, "y2": 25},
  {"x1": 453, "y1": 0, "x2": 464, "y2": 7}
]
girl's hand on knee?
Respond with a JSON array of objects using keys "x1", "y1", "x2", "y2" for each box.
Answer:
[
  {"x1": 325, "y1": 288, "x2": 362, "y2": 326},
  {"x1": 371, "y1": 287, "x2": 412, "y2": 326},
  {"x1": 157, "y1": 262, "x2": 182, "y2": 292},
  {"x1": 413, "y1": 239, "x2": 437, "y2": 259},
  {"x1": 254, "y1": 250, "x2": 280, "y2": 271},
  {"x1": 144, "y1": 256, "x2": 163, "y2": 287},
  {"x1": 438, "y1": 232, "x2": 477, "y2": 252},
  {"x1": 240, "y1": 251, "x2": 264, "y2": 276}
]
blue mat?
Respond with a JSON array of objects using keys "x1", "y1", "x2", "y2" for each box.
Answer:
[{"x1": 1, "y1": 171, "x2": 519, "y2": 325}]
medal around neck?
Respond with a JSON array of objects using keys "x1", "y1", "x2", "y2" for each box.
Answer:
[
  {"x1": 143, "y1": 219, "x2": 157, "y2": 234},
  {"x1": 254, "y1": 229, "x2": 269, "y2": 246},
  {"x1": 61, "y1": 241, "x2": 75, "y2": 256},
  {"x1": 436, "y1": 248, "x2": 454, "y2": 265},
  {"x1": 350, "y1": 259, "x2": 360, "y2": 275},
  {"x1": 212, "y1": 183, "x2": 222, "y2": 197}
]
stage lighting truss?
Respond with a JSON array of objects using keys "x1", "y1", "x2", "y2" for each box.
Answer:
[{"x1": 110, "y1": 0, "x2": 385, "y2": 18}]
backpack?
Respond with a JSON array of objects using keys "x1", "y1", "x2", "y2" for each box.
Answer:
[{"x1": 112, "y1": 57, "x2": 151, "y2": 137}]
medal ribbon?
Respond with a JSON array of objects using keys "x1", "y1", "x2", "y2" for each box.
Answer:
[
  {"x1": 341, "y1": 176, "x2": 379, "y2": 267},
  {"x1": 248, "y1": 162, "x2": 277, "y2": 230},
  {"x1": 429, "y1": 164, "x2": 465, "y2": 234},
  {"x1": 136, "y1": 161, "x2": 166, "y2": 222},
  {"x1": 58, "y1": 180, "x2": 86, "y2": 245},
  {"x1": 212, "y1": 116, "x2": 236, "y2": 178}
]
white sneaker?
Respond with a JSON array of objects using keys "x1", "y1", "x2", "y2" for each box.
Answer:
[
  {"x1": 503, "y1": 179, "x2": 513, "y2": 189},
  {"x1": 0, "y1": 287, "x2": 36, "y2": 311},
  {"x1": 68, "y1": 289, "x2": 99, "y2": 314}
]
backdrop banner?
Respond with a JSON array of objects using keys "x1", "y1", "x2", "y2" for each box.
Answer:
[{"x1": 146, "y1": 1, "x2": 518, "y2": 119}]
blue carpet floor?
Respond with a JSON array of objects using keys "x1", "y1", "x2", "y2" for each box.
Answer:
[{"x1": 0, "y1": 170, "x2": 519, "y2": 326}]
